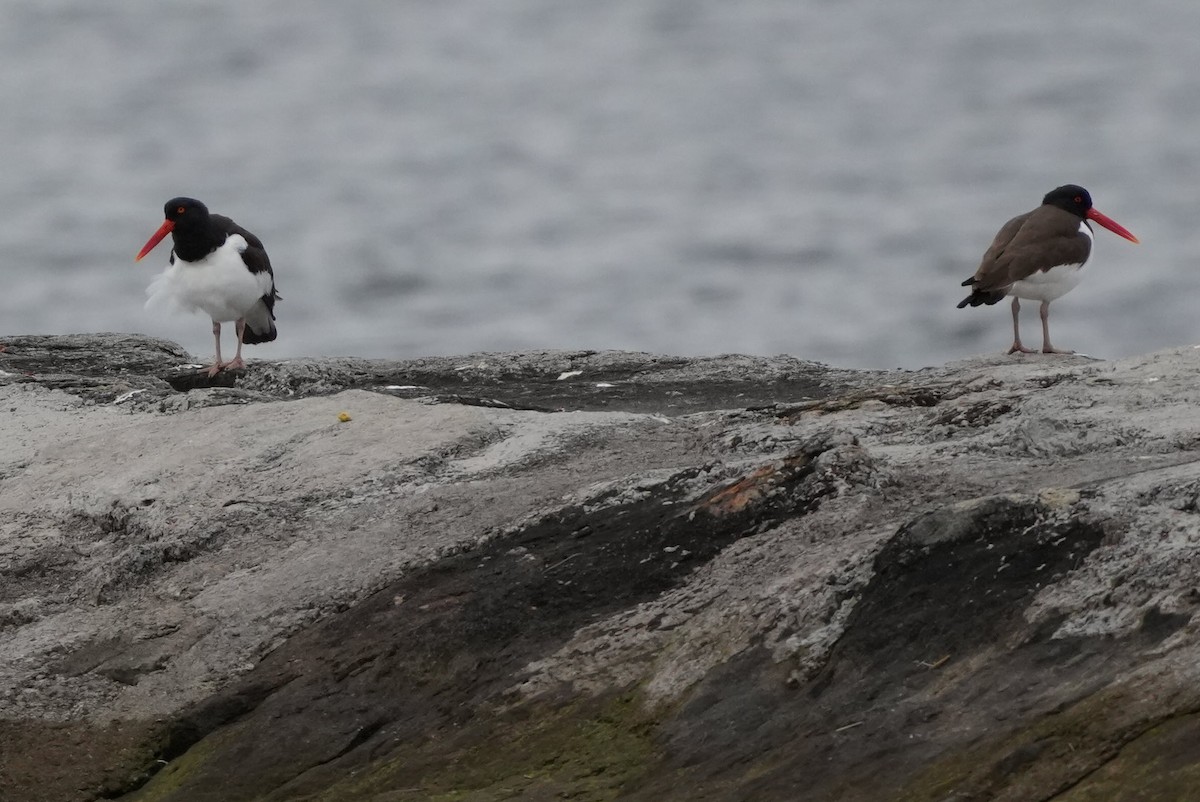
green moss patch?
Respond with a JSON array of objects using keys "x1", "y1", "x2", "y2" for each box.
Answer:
[
  {"x1": 1054, "y1": 711, "x2": 1200, "y2": 802},
  {"x1": 891, "y1": 685, "x2": 1187, "y2": 802},
  {"x1": 307, "y1": 692, "x2": 661, "y2": 802},
  {"x1": 123, "y1": 724, "x2": 240, "y2": 802}
]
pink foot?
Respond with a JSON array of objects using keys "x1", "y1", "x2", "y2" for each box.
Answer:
[
  {"x1": 1042, "y1": 346, "x2": 1075, "y2": 355},
  {"x1": 206, "y1": 362, "x2": 223, "y2": 378},
  {"x1": 1007, "y1": 343, "x2": 1036, "y2": 355},
  {"x1": 222, "y1": 357, "x2": 246, "y2": 371}
]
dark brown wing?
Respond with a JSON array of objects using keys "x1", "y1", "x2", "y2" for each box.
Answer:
[
  {"x1": 957, "y1": 206, "x2": 1091, "y2": 308},
  {"x1": 969, "y1": 212, "x2": 1031, "y2": 290},
  {"x1": 973, "y1": 206, "x2": 1091, "y2": 290},
  {"x1": 957, "y1": 211, "x2": 1029, "y2": 307}
]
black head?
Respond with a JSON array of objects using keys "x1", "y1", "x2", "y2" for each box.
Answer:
[
  {"x1": 1041, "y1": 185, "x2": 1092, "y2": 218},
  {"x1": 136, "y1": 196, "x2": 217, "y2": 262},
  {"x1": 163, "y1": 197, "x2": 210, "y2": 224}
]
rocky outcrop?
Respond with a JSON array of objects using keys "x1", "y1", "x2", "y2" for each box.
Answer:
[{"x1": 2, "y1": 334, "x2": 1199, "y2": 801}]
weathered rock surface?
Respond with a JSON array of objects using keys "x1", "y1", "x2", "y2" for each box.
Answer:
[{"x1": 2, "y1": 333, "x2": 1200, "y2": 801}]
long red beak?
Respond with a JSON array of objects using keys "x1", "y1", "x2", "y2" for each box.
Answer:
[
  {"x1": 1086, "y1": 208, "x2": 1140, "y2": 244},
  {"x1": 135, "y1": 219, "x2": 175, "y2": 262}
]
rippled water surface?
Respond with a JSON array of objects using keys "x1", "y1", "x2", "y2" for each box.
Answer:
[{"x1": 2, "y1": 0, "x2": 1198, "y2": 369}]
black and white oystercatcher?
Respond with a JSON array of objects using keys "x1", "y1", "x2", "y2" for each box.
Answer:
[
  {"x1": 136, "y1": 197, "x2": 280, "y2": 376},
  {"x1": 957, "y1": 185, "x2": 1138, "y2": 355}
]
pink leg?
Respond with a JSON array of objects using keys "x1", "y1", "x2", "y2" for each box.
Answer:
[
  {"x1": 1040, "y1": 301, "x2": 1074, "y2": 354},
  {"x1": 1006, "y1": 298, "x2": 1036, "y2": 354},
  {"x1": 207, "y1": 320, "x2": 223, "y2": 377},
  {"x1": 222, "y1": 319, "x2": 247, "y2": 371}
]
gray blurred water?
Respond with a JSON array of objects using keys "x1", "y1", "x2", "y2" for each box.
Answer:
[{"x1": 1, "y1": 0, "x2": 1197, "y2": 369}]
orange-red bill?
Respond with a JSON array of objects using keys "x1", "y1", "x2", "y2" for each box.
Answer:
[
  {"x1": 1086, "y1": 208, "x2": 1140, "y2": 244},
  {"x1": 135, "y1": 219, "x2": 175, "y2": 262}
]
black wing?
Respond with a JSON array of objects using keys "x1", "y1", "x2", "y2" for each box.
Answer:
[{"x1": 212, "y1": 213, "x2": 281, "y2": 317}]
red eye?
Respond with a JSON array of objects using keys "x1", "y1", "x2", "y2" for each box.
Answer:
[
  {"x1": 1074, "y1": 196, "x2": 1083, "y2": 203},
  {"x1": 177, "y1": 206, "x2": 185, "y2": 213}
]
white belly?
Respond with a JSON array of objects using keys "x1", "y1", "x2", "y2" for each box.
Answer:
[
  {"x1": 1009, "y1": 263, "x2": 1084, "y2": 303},
  {"x1": 145, "y1": 235, "x2": 272, "y2": 322}
]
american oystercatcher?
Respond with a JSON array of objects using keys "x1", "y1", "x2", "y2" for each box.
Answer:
[
  {"x1": 136, "y1": 198, "x2": 280, "y2": 376},
  {"x1": 957, "y1": 185, "x2": 1138, "y2": 355}
]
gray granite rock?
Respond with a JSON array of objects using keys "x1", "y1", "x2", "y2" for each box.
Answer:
[{"x1": 2, "y1": 334, "x2": 1199, "y2": 801}]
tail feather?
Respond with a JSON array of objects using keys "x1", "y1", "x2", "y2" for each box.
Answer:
[
  {"x1": 241, "y1": 296, "x2": 278, "y2": 344},
  {"x1": 242, "y1": 320, "x2": 277, "y2": 344},
  {"x1": 957, "y1": 274, "x2": 1007, "y2": 308},
  {"x1": 957, "y1": 288, "x2": 1008, "y2": 308}
]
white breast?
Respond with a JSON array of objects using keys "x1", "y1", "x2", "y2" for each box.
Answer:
[
  {"x1": 1009, "y1": 263, "x2": 1084, "y2": 302},
  {"x1": 1009, "y1": 221, "x2": 1092, "y2": 303},
  {"x1": 145, "y1": 234, "x2": 272, "y2": 322}
]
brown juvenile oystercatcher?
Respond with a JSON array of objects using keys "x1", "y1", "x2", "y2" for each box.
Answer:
[
  {"x1": 136, "y1": 197, "x2": 279, "y2": 376},
  {"x1": 957, "y1": 184, "x2": 1138, "y2": 354}
]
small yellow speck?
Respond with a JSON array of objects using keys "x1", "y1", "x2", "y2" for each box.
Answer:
[{"x1": 337, "y1": 412, "x2": 352, "y2": 422}]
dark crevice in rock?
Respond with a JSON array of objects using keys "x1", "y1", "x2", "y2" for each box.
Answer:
[
  {"x1": 161, "y1": 369, "x2": 239, "y2": 392},
  {"x1": 426, "y1": 393, "x2": 562, "y2": 412},
  {"x1": 1137, "y1": 605, "x2": 1191, "y2": 642},
  {"x1": 769, "y1": 379, "x2": 978, "y2": 418},
  {"x1": 819, "y1": 496, "x2": 1108, "y2": 685}
]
